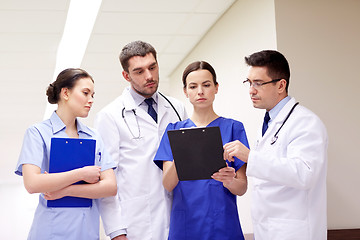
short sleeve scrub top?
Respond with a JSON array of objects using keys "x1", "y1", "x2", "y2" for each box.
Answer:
[
  {"x1": 15, "y1": 112, "x2": 116, "y2": 240},
  {"x1": 154, "y1": 117, "x2": 249, "y2": 240}
]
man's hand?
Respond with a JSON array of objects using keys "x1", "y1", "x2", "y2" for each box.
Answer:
[
  {"x1": 112, "y1": 235, "x2": 128, "y2": 240},
  {"x1": 223, "y1": 140, "x2": 250, "y2": 163}
]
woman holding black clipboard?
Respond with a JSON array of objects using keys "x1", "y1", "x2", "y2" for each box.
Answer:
[
  {"x1": 154, "y1": 61, "x2": 249, "y2": 240},
  {"x1": 15, "y1": 68, "x2": 117, "y2": 240}
]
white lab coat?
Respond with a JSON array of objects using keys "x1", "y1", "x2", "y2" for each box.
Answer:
[
  {"x1": 95, "y1": 87, "x2": 187, "y2": 240},
  {"x1": 246, "y1": 97, "x2": 328, "y2": 240}
]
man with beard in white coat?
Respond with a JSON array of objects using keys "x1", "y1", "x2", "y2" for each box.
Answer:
[
  {"x1": 95, "y1": 41, "x2": 187, "y2": 240},
  {"x1": 223, "y1": 50, "x2": 328, "y2": 240}
]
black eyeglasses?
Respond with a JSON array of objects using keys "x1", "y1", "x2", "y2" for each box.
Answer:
[{"x1": 243, "y1": 79, "x2": 282, "y2": 89}]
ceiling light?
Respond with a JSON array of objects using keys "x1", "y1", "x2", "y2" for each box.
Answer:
[{"x1": 44, "y1": 0, "x2": 102, "y2": 119}]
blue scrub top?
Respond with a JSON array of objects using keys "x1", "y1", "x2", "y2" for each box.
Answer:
[
  {"x1": 15, "y1": 111, "x2": 116, "y2": 240},
  {"x1": 154, "y1": 117, "x2": 249, "y2": 240}
]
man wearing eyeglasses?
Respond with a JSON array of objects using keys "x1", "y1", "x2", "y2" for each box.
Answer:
[{"x1": 223, "y1": 50, "x2": 328, "y2": 240}]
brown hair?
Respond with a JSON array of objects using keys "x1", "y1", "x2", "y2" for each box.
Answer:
[
  {"x1": 182, "y1": 61, "x2": 217, "y2": 88},
  {"x1": 119, "y1": 40, "x2": 157, "y2": 72},
  {"x1": 46, "y1": 68, "x2": 94, "y2": 104}
]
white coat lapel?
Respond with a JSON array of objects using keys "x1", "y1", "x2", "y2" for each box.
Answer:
[
  {"x1": 122, "y1": 87, "x2": 137, "y2": 111},
  {"x1": 257, "y1": 97, "x2": 297, "y2": 144},
  {"x1": 157, "y1": 93, "x2": 172, "y2": 124},
  {"x1": 122, "y1": 87, "x2": 156, "y2": 125},
  {"x1": 271, "y1": 97, "x2": 297, "y2": 125}
]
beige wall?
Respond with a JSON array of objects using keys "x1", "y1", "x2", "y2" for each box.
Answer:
[
  {"x1": 275, "y1": 0, "x2": 360, "y2": 229},
  {"x1": 167, "y1": 0, "x2": 360, "y2": 233}
]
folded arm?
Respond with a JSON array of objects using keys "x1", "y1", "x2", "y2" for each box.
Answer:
[
  {"x1": 44, "y1": 168, "x2": 117, "y2": 200},
  {"x1": 22, "y1": 163, "x2": 101, "y2": 194}
]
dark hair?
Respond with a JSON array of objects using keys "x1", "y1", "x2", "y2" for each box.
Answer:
[
  {"x1": 46, "y1": 68, "x2": 94, "y2": 104},
  {"x1": 245, "y1": 50, "x2": 290, "y2": 92},
  {"x1": 119, "y1": 40, "x2": 157, "y2": 72},
  {"x1": 182, "y1": 61, "x2": 218, "y2": 88}
]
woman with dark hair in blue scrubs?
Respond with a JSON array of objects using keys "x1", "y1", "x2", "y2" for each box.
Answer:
[{"x1": 154, "y1": 61, "x2": 249, "y2": 240}]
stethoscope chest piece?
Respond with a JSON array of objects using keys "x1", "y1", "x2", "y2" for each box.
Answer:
[{"x1": 270, "y1": 136, "x2": 278, "y2": 145}]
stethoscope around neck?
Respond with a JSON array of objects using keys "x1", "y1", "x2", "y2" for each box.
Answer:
[
  {"x1": 270, "y1": 102, "x2": 299, "y2": 145},
  {"x1": 122, "y1": 108, "x2": 142, "y2": 139},
  {"x1": 121, "y1": 92, "x2": 182, "y2": 139}
]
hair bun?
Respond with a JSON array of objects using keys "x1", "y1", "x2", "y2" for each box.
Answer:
[{"x1": 46, "y1": 83, "x2": 58, "y2": 104}]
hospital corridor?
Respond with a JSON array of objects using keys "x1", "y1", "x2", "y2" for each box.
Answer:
[{"x1": 1, "y1": 0, "x2": 359, "y2": 239}]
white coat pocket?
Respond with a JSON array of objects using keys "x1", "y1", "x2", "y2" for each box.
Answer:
[
  {"x1": 120, "y1": 195, "x2": 151, "y2": 239},
  {"x1": 268, "y1": 217, "x2": 309, "y2": 240}
]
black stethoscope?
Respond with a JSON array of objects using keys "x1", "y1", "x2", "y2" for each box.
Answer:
[
  {"x1": 121, "y1": 92, "x2": 182, "y2": 139},
  {"x1": 270, "y1": 102, "x2": 299, "y2": 145}
]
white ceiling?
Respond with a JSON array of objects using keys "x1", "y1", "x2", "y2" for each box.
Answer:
[{"x1": 0, "y1": 0, "x2": 236, "y2": 183}]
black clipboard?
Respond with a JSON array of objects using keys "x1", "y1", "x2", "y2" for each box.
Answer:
[
  {"x1": 167, "y1": 126, "x2": 226, "y2": 181},
  {"x1": 48, "y1": 138, "x2": 96, "y2": 208}
]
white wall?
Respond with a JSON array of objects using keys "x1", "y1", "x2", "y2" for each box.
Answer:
[
  {"x1": 167, "y1": 0, "x2": 277, "y2": 234},
  {"x1": 167, "y1": 0, "x2": 360, "y2": 233}
]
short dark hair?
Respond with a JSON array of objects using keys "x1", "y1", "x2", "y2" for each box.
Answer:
[
  {"x1": 119, "y1": 40, "x2": 157, "y2": 72},
  {"x1": 245, "y1": 50, "x2": 290, "y2": 92},
  {"x1": 46, "y1": 68, "x2": 93, "y2": 104},
  {"x1": 182, "y1": 61, "x2": 217, "y2": 88}
]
